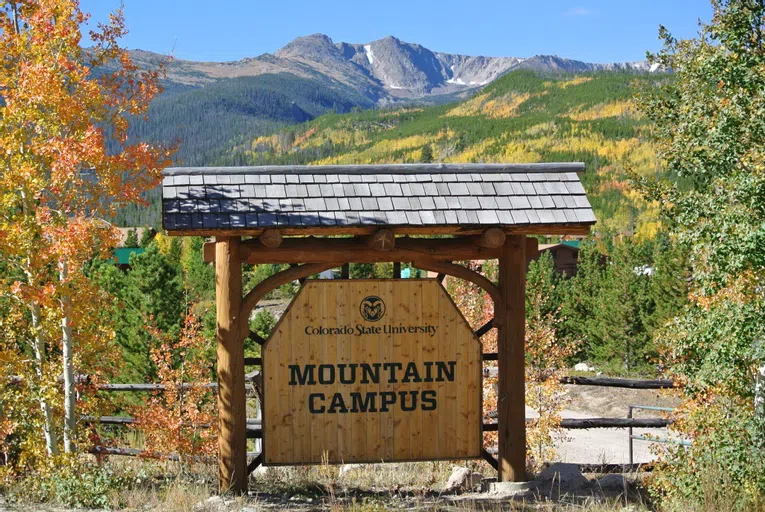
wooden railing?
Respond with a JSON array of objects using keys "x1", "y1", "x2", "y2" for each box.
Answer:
[{"x1": 86, "y1": 373, "x2": 676, "y2": 430}]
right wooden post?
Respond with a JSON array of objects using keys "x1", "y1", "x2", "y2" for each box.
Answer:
[{"x1": 497, "y1": 235, "x2": 527, "y2": 482}]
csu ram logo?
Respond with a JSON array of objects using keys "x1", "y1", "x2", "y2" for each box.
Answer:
[{"x1": 360, "y1": 296, "x2": 385, "y2": 322}]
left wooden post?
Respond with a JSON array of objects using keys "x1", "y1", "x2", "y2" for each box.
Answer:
[{"x1": 215, "y1": 236, "x2": 247, "y2": 494}]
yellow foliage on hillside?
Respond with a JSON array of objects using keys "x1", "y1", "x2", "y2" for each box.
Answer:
[
  {"x1": 450, "y1": 138, "x2": 541, "y2": 163},
  {"x1": 312, "y1": 134, "x2": 435, "y2": 165},
  {"x1": 569, "y1": 100, "x2": 638, "y2": 121},
  {"x1": 445, "y1": 92, "x2": 535, "y2": 118},
  {"x1": 301, "y1": 128, "x2": 371, "y2": 149},
  {"x1": 543, "y1": 76, "x2": 593, "y2": 89}
]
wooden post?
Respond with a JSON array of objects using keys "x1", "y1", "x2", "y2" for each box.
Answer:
[
  {"x1": 341, "y1": 263, "x2": 349, "y2": 279},
  {"x1": 215, "y1": 236, "x2": 247, "y2": 494},
  {"x1": 393, "y1": 262, "x2": 401, "y2": 278},
  {"x1": 497, "y1": 235, "x2": 527, "y2": 482}
]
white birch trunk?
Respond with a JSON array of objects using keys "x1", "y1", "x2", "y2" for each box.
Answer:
[
  {"x1": 30, "y1": 303, "x2": 58, "y2": 456},
  {"x1": 60, "y1": 261, "x2": 75, "y2": 453},
  {"x1": 20, "y1": 191, "x2": 58, "y2": 456},
  {"x1": 756, "y1": 359, "x2": 765, "y2": 427}
]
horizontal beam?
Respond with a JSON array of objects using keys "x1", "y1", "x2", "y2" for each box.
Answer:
[
  {"x1": 89, "y1": 445, "x2": 217, "y2": 464},
  {"x1": 483, "y1": 417, "x2": 672, "y2": 429},
  {"x1": 559, "y1": 376, "x2": 676, "y2": 389},
  {"x1": 481, "y1": 368, "x2": 678, "y2": 390},
  {"x1": 93, "y1": 373, "x2": 261, "y2": 392},
  {"x1": 205, "y1": 236, "x2": 506, "y2": 264},
  {"x1": 84, "y1": 416, "x2": 263, "y2": 429},
  {"x1": 173, "y1": 223, "x2": 593, "y2": 239}
]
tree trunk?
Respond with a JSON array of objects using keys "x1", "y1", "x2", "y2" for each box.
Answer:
[
  {"x1": 30, "y1": 302, "x2": 58, "y2": 456},
  {"x1": 60, "y1": 261, "x2": 75, "y2": 453}
]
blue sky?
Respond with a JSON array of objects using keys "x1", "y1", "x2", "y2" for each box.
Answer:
[{"x1": 80, "y1": 1, "x2": 712, "y2": 63}]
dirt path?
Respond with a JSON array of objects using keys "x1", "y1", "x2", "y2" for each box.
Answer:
[{"x1": 545, "y1": 385, "x2": 683, "y2": 465}]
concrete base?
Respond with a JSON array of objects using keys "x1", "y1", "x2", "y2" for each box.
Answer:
[{"x1": 483, "y1": 479, "x2": 540, "y2": 494}]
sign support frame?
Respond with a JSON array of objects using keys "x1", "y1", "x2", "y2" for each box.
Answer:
[{"x1": 210, "y1": 230, "x2": 541, "y2": 493}]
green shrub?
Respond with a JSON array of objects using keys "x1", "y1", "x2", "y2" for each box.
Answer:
[{"x1": 9, "y1": 460, "x2": 125, "y2": 508}]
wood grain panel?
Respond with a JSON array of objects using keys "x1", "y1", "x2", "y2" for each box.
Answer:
[{"x1": 263, "y1": 279, "x2": 482, "y2": 465}]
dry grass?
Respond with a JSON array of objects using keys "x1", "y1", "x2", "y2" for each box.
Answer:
[
  {"x1": 115, "y1": 481, "x2": 222, "y2": 512},
  {"x1": 1, "y1": 451, "x2": 656, "y2": 511}
]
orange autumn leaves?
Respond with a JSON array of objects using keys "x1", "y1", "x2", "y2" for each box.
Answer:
[
  {"x1": 132, "y1": 315, "x2": 218, "y2": 460},
  {"x1": 0, "y1": 0, "x2": 173, "y2": 464}
]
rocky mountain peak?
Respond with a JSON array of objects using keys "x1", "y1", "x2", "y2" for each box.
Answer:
[{"x1": 275, "y1": 33, "x2": 340, "y2": 60}]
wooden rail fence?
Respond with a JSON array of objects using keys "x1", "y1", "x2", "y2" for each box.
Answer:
[{"x1": 81, "y1": 372, "x2": 676, "y2": 470}]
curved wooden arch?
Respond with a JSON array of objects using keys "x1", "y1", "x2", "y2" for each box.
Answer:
[
  {"x1": 411, "y1": 259, "x2": 501, "y2": 308},
  {"x1": 239, "y1": 259, "x2": 501, "y2": 339},
  {"x1": 239, "y1": 262, "x2": 342, "y2": 328}
]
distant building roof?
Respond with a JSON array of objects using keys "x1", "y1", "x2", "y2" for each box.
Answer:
[
  {"x1": 160, "y1": 163, "x2": 595, "y2": 234},
  {"x1": 539, "y1": 240, "x2": 581, "y2": 252},
  {"x1": 113, "y1": 247, "x2": 145, "y2": 266}
]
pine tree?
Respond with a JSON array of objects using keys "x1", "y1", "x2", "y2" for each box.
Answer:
[
  {"x1": 95, "y1": 244, "x2": 186, "y2": 381},
  {"x1": 420, "y1": 144, "x2": 434, "y2": 163},
  {"x1": 124, "y1": 229, "x2": 139, "y2": 248},
  {"x1": 559, "y1": 239, "x2": 604, "y2": 361},
  {"x1": 182, "y1": 237, "x2": 216, "y2": 303},
  {"x1": 526, "y1": 250, "x2": 563, "y2": 322},
  {"x1": 139, "y1": 228, "x2": 156, "y2": 248},
  {"x1": 588, "y1": 240, "x2": 655, "y2": 375}
]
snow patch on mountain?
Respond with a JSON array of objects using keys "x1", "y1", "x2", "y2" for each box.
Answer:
[{"x1": 363, "y1": 44, "x2": 374, "y2": 65}]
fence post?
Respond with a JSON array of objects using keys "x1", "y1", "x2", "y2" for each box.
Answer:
[{"x1": 628, "y1": 405, "x2": 634, "y2": 466}]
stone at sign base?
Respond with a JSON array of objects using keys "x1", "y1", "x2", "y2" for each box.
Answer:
[{"x1": 483, "y1": 479, "x2": 540, "y2": 494}]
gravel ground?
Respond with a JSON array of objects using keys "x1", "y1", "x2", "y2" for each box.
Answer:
[{"x1": 551, "y1": 385, "x2": 683, "y2": 465}]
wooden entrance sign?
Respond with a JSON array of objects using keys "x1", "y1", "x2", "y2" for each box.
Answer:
[
  {"x1": 161, "y1": 163, "x2": 597, "y2": 493},
  {"x1": 263, "y1": 279, "x2": 482, "y2": 465}
]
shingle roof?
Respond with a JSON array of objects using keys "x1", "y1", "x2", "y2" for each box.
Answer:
[{"x1": 161, "y1": 163, "x2": 595, "y2": 233}]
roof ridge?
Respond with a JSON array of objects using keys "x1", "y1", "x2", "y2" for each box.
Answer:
[{"x1": 163, "y1": 163, "x2": 585, "y2": 176}]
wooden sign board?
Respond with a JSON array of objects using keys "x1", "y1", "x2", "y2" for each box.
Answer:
[{"x1": 262, "y1": 279, "x2": 482, "y2": 465}]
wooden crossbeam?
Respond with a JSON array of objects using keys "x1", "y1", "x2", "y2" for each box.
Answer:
[
  {"x1": 202, "y1": 233, "x2": 550, "y2": 265},
  {"x1": 174, "y1": 223, "x2": 593, "y2": 239}
]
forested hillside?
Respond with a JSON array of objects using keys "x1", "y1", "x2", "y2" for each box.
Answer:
[
  {"x1": 237, "y1": 70, "x2": 667, "y2": 237},
  {"x1": 124, "y1": 73, "x2": 374, "y2": 166}
]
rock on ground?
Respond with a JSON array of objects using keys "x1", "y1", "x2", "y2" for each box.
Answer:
[
  {"x1": 535, "y1": 463, "x2": 589, "y2": 493},
  {"x1": 193, "y1": 495, "x2": 237, "y2": 512},
  {"x1": 444, "y1": 467, "x2": 484, "y2": 492},
  {"x1": 338, "y1": 463, "x2": 363, "y2": 477},
  {"x1": 597, "y1": 473, "x2": 628, "y2": 491}
]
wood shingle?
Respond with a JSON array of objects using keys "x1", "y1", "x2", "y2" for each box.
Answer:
[{"x1": 161, "y1": 163, "x2": 595, "y2": 234}]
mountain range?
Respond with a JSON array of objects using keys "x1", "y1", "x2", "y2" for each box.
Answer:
[
  {"x1": 140, "y1": 33, "x2": 658, "y2": 103},
  {"x1": 123, "y1": 34, "x2": 660, "y2": 167}
]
